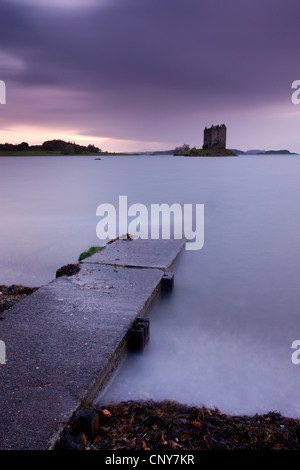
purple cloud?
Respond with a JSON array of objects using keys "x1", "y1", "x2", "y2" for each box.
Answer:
[{"x1": 0, "y1": 0, "x2": 300, "y2": 151}]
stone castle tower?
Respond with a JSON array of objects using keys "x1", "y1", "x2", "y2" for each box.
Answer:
[{"x1": 203, "y1": 124, "x2": 226, "y2": 149}]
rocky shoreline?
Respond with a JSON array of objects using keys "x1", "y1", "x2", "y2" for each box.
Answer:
[{"x1": 0, "y1": 284, "x2": 39, "y2": 315}]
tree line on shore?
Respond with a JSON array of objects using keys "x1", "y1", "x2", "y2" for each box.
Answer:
[{"x1": 0, "y1": 139, "x2": 101, "y2": 154}]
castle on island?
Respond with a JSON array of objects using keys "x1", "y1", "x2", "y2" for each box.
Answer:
[
  {"x1": 174, "y1": 123, "x2": 236, "y2": 156},
  {"x1": 203, "y1": 124, "x2": 226, "y2": 149}
]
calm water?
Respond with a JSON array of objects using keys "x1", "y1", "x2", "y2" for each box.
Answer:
[{"x1": 1, "y1": 154, "x2": 300, "y2": 417}]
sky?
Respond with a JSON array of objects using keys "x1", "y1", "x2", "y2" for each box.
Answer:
[{"x1": 0, "y1": 0, "x2": 300, "y2": 153}]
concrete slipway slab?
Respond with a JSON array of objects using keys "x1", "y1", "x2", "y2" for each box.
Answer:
[
  {"x1": 83, "y1": 237, "x2": 185, "y2": 271},
  {"x1": 0, "y1": 238, "x2": 185, "y2": 450}
]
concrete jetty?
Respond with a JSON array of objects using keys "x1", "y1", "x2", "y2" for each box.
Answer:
[{"x1": 0, "y1": 238, "x2": 185, "y2": 450}]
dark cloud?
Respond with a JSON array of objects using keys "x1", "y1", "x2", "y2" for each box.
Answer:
[{"x1": 1, "y1": 0, "x2": 300, "y2": 149}]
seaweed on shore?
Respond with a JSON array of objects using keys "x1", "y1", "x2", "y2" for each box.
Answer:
[
  {"x1": 0, "y1": 284, "x2": 38, "y2": 314},
  {"x1": 83, "y1": 400, "x2": 300, "y2": 451}
]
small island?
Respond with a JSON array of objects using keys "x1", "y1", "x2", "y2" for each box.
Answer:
[
  {"x1": 174, "y1": 124, "x2": 237, "y2": 157},
  {"x1": 174, "y1": 145, "x2": 237, "y2": 157}
]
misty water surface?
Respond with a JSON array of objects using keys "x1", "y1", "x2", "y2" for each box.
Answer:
[{"x1": 0, "y1": 154, "x2": 300, "y2": 417}]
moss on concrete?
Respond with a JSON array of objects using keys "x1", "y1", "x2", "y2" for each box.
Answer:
[{"x1": 79, "y1": 246, "x2": 104, "y2": 261}]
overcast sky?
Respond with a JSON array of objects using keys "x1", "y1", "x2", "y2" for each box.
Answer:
[{"x1": 0, "y1": 0, "x2": 299, "y2": 152}]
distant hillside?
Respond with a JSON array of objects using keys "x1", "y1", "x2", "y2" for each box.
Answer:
[
  {"x1": 150, "y1": 150, "x2": 175, "y2": 155},
  {"x1": 136, "y1": 150, "x2": 175, "y2": 155},
  {"x1": 258, "y1": 149, "x2": 298, "y2": 155},
  {"x1": 231, "y1": 149, "x2": 298, "y2": 155}
]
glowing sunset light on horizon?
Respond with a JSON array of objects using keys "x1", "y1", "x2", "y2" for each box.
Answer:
[{"x1": 0, "y1": 125, "x2": 173, "y2": 153}]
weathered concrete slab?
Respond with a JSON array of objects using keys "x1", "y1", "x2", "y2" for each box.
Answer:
[
  {"x1": 82, "y1": 238, "x2": 186, "y2": 271},
  {"x1": 0, "y1": 239, "x2": 185, "y2": 450}
]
